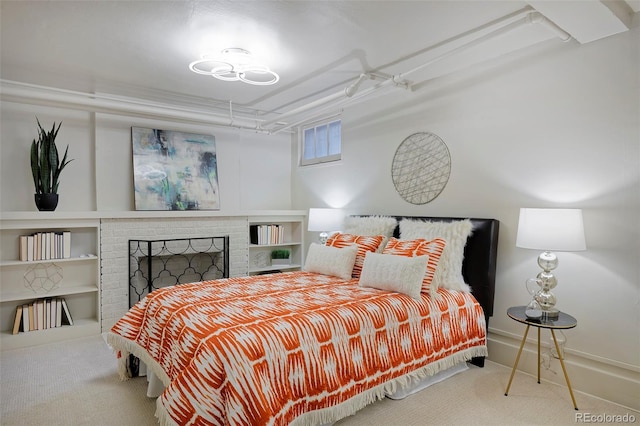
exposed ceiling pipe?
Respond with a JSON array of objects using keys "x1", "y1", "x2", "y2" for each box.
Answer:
[
  {"x1": 269, "y1": 10, "x2": 573, "y2": 134},
  {"x1": 269, "y1": 78, "x2": 392, "y2": 134},
  {"x1": 266, "y1": 73, "x2": 409, "y2": 133},
  {"x1": 260, "y1": 73, "x2": 375, "y2": 128},
  {"x1": 394, "y1": 12, "x2": 571, "y2": 87},
  {"x1": 392, "y1": 14, "x2": 542, "y2": 88},
  {"x1": 0, "y1": 80, "x2": 274, "y2": 134},
  {"x1": 270, "y1": 10, "x2": 572, "y2": 135}
]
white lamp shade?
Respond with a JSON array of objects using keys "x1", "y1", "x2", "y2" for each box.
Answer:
[
  {"x1": 516, "y1": 208, "x2": 586, "y2": 251},
  {"x1": 308, "y1": 208, "x2": 344, "y2": 232}
]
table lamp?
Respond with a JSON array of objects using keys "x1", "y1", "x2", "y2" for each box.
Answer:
[
  {"x1": 308, "y1": 208, "x2": 343, "y2": 244},
  {"x1": 516, "y1": 208, "x2": 586, "y2": 320}
]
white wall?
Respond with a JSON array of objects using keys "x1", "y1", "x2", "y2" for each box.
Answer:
[
  {"x1": 0, "y1": 104, "x2": 293, "y2": 212},
  {"x1": 293, "y1": 28, "x2": 640, "y2": 408}
]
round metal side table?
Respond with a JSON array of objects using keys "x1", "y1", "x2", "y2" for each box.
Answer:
[{"x1": 504, "y1": 305, "x2": 578, "y2": 410}]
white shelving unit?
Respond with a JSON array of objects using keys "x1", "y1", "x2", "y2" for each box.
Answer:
[
  {"x1": 0, "y1": 216, "x2": 100, "y2": 351},
  {"x1": 248, "y1": 215, "x2": 305, "y2": 275}
]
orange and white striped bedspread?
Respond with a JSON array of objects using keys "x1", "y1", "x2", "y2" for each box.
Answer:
[{"x1": 107, "y1": 271, "x2": 487, "y2": 426}]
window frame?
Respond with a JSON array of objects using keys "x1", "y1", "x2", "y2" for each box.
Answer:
[{"x1": 299, "y1": 117, "x2": 342, "y2": 166}]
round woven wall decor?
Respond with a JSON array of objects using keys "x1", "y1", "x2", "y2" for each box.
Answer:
[{"x1": 391, "y1": 132, "x2": 451, "y2": 205}]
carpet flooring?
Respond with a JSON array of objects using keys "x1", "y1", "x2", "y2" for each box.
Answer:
[{"x1": 0, "y1": 335, "x2": 636, "y2": 425}]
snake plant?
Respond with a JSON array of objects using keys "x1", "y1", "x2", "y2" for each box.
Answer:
[{"x1": 30, "y1": 118, "x2": 73, "y2": 194}]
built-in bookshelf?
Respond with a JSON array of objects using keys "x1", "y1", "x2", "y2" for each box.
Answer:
[
  {"x1": 0, "y1": 210, "x2": 306, "y2": 349},
  {"x1": 0, "y1": 217, "x2": 100, "y2": 351},
  {"x1": 248, "y1": 215, "x2": 304, "y2": 275}
]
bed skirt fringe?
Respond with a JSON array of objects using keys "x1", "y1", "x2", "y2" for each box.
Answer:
[
  {"x1": 290, "y1": 345, "x2": 487, "y2": 426},
  {"x1": 105, "y1": 332, "x2": 171, "y2": 386}
]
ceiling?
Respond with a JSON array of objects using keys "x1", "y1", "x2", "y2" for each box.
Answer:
[{"x1": 1, "y1": 1, "x2": 636, "y2": 132}]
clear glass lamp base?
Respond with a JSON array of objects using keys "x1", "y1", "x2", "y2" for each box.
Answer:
[{"x1": 536, "y1": 250, "x2": 560, "y2": 320}]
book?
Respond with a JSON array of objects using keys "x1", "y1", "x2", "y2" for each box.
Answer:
[
  {"x1": 45, "y1": 299, "x2": 51, "y2": 329},
  {"x1": 19, "y1": 235, "x2": 28, "y2": 261},
  {"x1": 12, "y1": 305, "x2": 23, "y2": 334},
  {"x1": 39, "y1": 232, "x2": 44, "y2": 260},
  {"x1": 22, "y1": 304, "x2": 30, "y2": 333},
  {"x1": 55, "y1": 298, "x2": 62, "y2": 327},
  {"x1": 34, "y1": 233, "x2": 40, "y2": 261},
  {"x1": 48, "y1": 298, "x2": 56, "y2": 328},
  {"x1": 28, "y1": 303, "x2": 35, "y2": 331},
  {"x1": 55, "y1": 232, "x2": 62, "y2": 259},
  {"x1": 50, "y1": 232, "x2": 56, "y2": 259},
  {"x1": 44, "y1": 232, "x2": 51, "y2": 260},
  {"x1": 60, "y1": 298, "x2": 73, "y2": 326},
  {"x1": 27, "y1": 235, "x2": 34, "y2": 261},
  {"x1": 63, "y1": 231, "x2": 71, "y2": 259},
  {"x1": 249, "y1": 225, "x2": 259, "y2": 245},
  {"x1": 33, "y1": 300, "x2": 44, "y2": 330}
]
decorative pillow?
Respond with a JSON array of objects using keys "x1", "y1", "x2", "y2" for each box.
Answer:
[
  {"x1": 382, "y1": 237, "x2": 446, "y2": 295},
  {"x1": 325, "y1": 233, "x2": 385, "y2": 278},
  {"x1": 399, "y1": 219, "x2": 473, "y2": 292},
  {"x1": 358, "y1": 252, "x2": 429, "y2": 300},
  {"x1": 343, "y1": 215, "x2": 398, "y2": 252},
  {"x1": 303, "y1": 243, "x2": 358, "y2": 280},
  {"x1": 343, "y1": 215, "x2": 398, "y2": 237}
]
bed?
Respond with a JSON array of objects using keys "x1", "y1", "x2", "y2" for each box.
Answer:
[{"x1": 107, "y1": 216, "x2": 499, "y2": 426}]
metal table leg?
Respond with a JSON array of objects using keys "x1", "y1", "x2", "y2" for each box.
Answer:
[
  {"x1": 505, "y1": 324, "x2": 530, "y2": 396},
  {"x1": 551, "y1": 329, "x2": 579, "y2": 410},
  {"x1": 537, "y1": 327, "x2": 541, "y2": 383}
]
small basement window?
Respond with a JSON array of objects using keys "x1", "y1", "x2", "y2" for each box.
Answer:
[{"x1": 300, "y1": 119, "x2": 341, "y2": 166}]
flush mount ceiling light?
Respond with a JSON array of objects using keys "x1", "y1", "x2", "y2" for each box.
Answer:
[{"x1": 189, "y1": 48, "x2": 279, "y2": 86}]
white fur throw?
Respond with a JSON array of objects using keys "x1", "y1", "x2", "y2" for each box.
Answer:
[
  {"x1": 343, "y1": 216, "x2": 398, "y2": 237},
  {"x1": 358, "y1": 252, "x2": 428, "y2": 300},
  {"x1": 399, "y1": 219, "x2": 473, "y2": 293},
  {"x1": 303, "y1": 243, "x2": 358, "y2": 280}
]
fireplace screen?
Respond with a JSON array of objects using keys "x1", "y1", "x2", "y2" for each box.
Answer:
[{"x1": 128, "y1": 236, "x2": 229, "y2": 308}]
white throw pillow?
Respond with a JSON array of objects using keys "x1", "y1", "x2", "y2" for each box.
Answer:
[
  {"x1": 343, "y1": 216, "x2": 398, "y2": 237},
  {"x1": 358, "y1": 252, "x2": 428, "y2": 300},
  {"x1": 303, "y1": 243, "x2": 358, "y2": 280},
  {"x1": 399, "y1": 219, "x2": 473, "y2": 292}
]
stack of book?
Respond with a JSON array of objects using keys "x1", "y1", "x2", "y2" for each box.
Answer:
[
  {"x1": 250, "y1": 224, "x2": 285, "y2": 245},
  {"x1": 12, "y1": 297, "x2": 73, "y2": 334},
  {"x1": 19, "y1": 231, "x2": 71, "y2": 261}
]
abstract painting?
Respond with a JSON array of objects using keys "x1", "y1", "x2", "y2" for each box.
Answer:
[{"x1": 132, "y1": 127, "x2": 220, "y2": 210}]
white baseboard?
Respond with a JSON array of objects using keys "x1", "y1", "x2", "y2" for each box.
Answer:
[{"x1": 487, "y1": 331, "x2": 640, "y2": 411}]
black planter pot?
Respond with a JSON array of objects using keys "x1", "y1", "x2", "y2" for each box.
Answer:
[{"x1": 34, "y1": 193, "x2": 59, "y2": 211}]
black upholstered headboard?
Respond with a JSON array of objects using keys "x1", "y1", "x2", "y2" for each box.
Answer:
[{"x1": 361, "y1": 216, "x2": 500, "y2": 325}]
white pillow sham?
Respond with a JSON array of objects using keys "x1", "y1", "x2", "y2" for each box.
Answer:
[
  {"x1": 303, "y1": 243, "x2": 358, "y2": 280},
  {"x1": 343, "y1": 215, "x2": 398, "y2": 237},
  {"x1": 358, "y1": 252, "x2": 428, "y2": 300},
  {"x1": 399, "y1": 219, "x2": 473, "y2": 292}
]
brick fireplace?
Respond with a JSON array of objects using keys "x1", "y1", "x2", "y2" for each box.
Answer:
[{"x1": 100, "y1": 216, "x2": 248, "y2": 331}]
